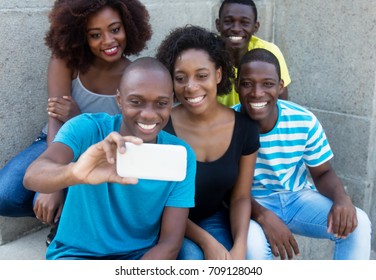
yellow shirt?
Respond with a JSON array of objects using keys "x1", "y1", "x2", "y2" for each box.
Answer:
[{"x1": 217, "y1": 36, "x2": 291, "y2": 107}]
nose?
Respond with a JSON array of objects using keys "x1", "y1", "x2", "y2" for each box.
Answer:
[
  {"x1": 103, "y1": 32, "x2": 115, "y2": 45},
  {"x1": 231, "y1": 21, "x2": 242, "y2": 32},
  {"x1": 185, "y1": 79, "x2": 199, "y2": 93},
  {"x1": 251, "y1": 84, "x2": 264, "y2": 98},
  {"x1": 139, "y1": 103, "x2": 158, "y2": 119}
]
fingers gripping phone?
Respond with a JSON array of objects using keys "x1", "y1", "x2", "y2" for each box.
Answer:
[{"x1": 116, "y1": 142, "x2": 187, "y2": 181}]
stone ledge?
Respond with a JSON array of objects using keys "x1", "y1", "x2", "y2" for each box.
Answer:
[
  {"x1": 293, "y1": 236, "x2": 333, "y2": 260},
  {"x1": 0, "y1": 216, "x2": 45, "y2": 245}
]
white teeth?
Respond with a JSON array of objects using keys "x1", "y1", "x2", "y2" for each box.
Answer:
[
  {"x1": 104, "y1": 47, "x2": 117, "y2": 54},
  {"x1": 250, "y1": 102, "x2": 267, "y2": 109},
  {"x1": 138, "y1": 123, "x2": 156, "y2": 130},
  {"x1": 186, "y1": 96, "x2": 204, "y2": 104},
  {"x1": 229, "y1": 36, "x2": 243, "y2": 41}
]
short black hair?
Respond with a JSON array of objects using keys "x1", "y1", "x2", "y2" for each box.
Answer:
[
  {"x1": 120, "y1": 57, "x2": 171, "y2": 91},
  {"x1": 218, "y1": 0, "x2": 258, "y2": 22},
  {"x1": 156, "y1": 25, "x2": 234, "y2": 95},
  {"x1": 238, "y1": 48, "x2": 281, "y2": 80}
]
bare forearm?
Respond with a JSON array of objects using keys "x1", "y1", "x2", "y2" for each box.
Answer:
[
  {"x1": 141, "y1": 241, "x2": 180, "y2": 260},
  {"x1": 47, "y1": 118, "x2": 63, "y2": 145},
  {"x1": 251, "y1": 197, "x2": 270, "y2": 224},
  {"x1": 185, "y1": 219, "x2": 215, "y2": 247},
  {"x1": 312, "y1": 168, "x2": 349, "y2": 202},
  {"x1": 229, "y1": 197, "x2": 251, "y2": 257},
  {"x1": 24, "y1": 158, "x2": 77, "y2": 193},
  {"x1": 186, "y1": 218, "x2": 233, "y2": 260},
  {"x1": 142, "y1": 208, "x2": 188, "y2": 260}
]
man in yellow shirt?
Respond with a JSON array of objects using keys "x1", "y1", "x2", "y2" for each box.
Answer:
[{"x1": 216, "y1": 0, "x2": 291, "y2": 106}]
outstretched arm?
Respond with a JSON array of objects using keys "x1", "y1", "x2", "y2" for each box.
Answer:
[
  {"x1": 24, "y1": 132, "x2": 142, "y2": 193},
  {"x1": 309, "y1": 161, "x2": 357, "y2": 238}
]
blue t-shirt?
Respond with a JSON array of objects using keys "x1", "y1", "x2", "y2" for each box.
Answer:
[
  {"x1": 233, "y1": 100, "x2": 333, "y2": 197},
  {"x1": 46, "y1": 113, "x2": 196, "y2": 259}
]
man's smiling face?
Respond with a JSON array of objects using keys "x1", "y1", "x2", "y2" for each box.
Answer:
[{"x1": 216, "y1": 3, "x2": 259, "y2": 53}]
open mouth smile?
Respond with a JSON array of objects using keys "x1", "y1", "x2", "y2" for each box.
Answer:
[
  {"x1": 186, "y1": 96, "x2": 205, "y2": 104},
  {"x1": 103, "y1": 46, "x2": 119, "y2": 56},
  {"x1": 249, "y1": 102, "x2": 267, "y2": 109},
  {"x1": 137, "y1": 123, "x2": 157, "y2": 130},
  {"x1": 228, "y1": 36, "x2": 244, "y2": 42}
]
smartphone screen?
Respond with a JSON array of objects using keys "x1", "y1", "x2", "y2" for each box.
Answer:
[{"x1": 116, "y1": 142, "x2": 187, "y2": 181}]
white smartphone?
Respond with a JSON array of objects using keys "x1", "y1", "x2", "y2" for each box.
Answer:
[{"x1": 116, "y1": 142, "x2": 187, "y2": 181}]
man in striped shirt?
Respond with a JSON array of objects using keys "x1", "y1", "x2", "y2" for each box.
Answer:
[{"x1": 233, "y1": 48, "x2": 372, "y2": 260}]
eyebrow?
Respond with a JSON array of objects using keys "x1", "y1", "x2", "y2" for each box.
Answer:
[
  {"x1": 126, "y1": 94, "x2": 172, "y2": 100},
  {"x1": 87, "y1": 21, "x2": 122, "y2": 32},
  {"x1": 223, "y1": 15, "x2": 252, "y2": 19},
  {"x1": 174, "y1": 67, "x2": 210, "y2": 73},
  {"x1": 239, "y1": 76, "x2": 277, "y2": 81}
]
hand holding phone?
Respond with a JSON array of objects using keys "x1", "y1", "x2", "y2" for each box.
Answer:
[{"x1": 116, "y1": 142, "x2": 187, "y2": 181}]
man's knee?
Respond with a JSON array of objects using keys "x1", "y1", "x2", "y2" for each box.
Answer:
[
  {"x1": 246, "y1": 220, "x2": 273, "y2": 260},
  {"x1": 355, "y1": 207, "x2": 372, "y2": 236}
]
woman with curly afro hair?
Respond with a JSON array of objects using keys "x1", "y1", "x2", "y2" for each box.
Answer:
[
  {"x1": 0, "y1": 0, "x2": 152, "y2": 246},
  {"x1": 157, "y1": 25, "x2": 260, "y2": 260}
]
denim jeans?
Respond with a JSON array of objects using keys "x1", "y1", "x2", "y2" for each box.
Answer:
[
  {"x1": 0, "y1": 133, "x2": 47, "y2": 217},
  {"x1": 177, "y1": 209, "x2": 233, "y2": 260},
  {"x1": 246, "y1": 188, "x2": 372, "y2": 260}
]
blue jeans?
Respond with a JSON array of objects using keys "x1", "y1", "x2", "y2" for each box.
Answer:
[
  {"x1": 246, "y1": 188, "x2": 372, "y2": 260},
  {"x1": 177, "y1": 209, "x2": 233, "y2": 260},
  {"x1": 0, "y1": 133, "x2": 47, "y2": 217}
]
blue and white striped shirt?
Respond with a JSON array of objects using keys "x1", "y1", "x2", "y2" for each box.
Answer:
[{"x1": 233, "y1": 100, "x2": 333, "y2": 197}]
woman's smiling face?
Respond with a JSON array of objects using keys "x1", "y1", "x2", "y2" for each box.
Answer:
[
  {"x1": 173, "y1": 49, "x2": 222, "y2": 114},
  {"x1": 86, "y1": 6, "x2": 127, "y2": 63}
]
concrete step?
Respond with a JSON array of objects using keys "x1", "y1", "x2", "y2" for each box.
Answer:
[{"x1": 0, "y1": 227, "x2": 48, "y2": 260}]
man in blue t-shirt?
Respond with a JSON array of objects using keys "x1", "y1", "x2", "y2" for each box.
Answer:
[
  {"x1": 23, "y1": 57, "x2": 196, "y2": 260},
  {"x1": 234, "y1": 48, "x2": 371, "y2": 260}
]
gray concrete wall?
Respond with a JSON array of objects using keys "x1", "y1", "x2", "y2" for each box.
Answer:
[
  {"x1": 0, "y1": 0, "x2": 53, "y2": 244},
  {"x1": 0, "y1": 0, "x2": 374, "y2": 258},
  {"x1": 273, "y1": 0, "x2": 376, "y2": 252}
]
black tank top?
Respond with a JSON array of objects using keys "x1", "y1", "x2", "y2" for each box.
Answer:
[{"x1": 163, "y1": 111, "x2": 259, "y2": 222}]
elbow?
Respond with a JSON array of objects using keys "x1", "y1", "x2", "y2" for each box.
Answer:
[
  {"x1": 23, "y1": 169, "x2": 33, "y2": 191},
  {"x1": 23, "y1": 166, "x2": 38, "y2": 191}
]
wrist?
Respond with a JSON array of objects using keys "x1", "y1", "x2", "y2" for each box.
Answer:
[
  {"x1": 231, "y1": 242, "x2": 246, "y2": 259},
  {"x1": 198, "y1": 233, "x2": 221, "y2": 253},
  {"x1": 66, "y1": 162, "x2": 81, "y2": 186},
  {"x1": 333, "y1": 192, "x2": 352, "y2": 204},
  {"x1": 252, "y1": 206, "x2": 270, "y2": 225}
]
